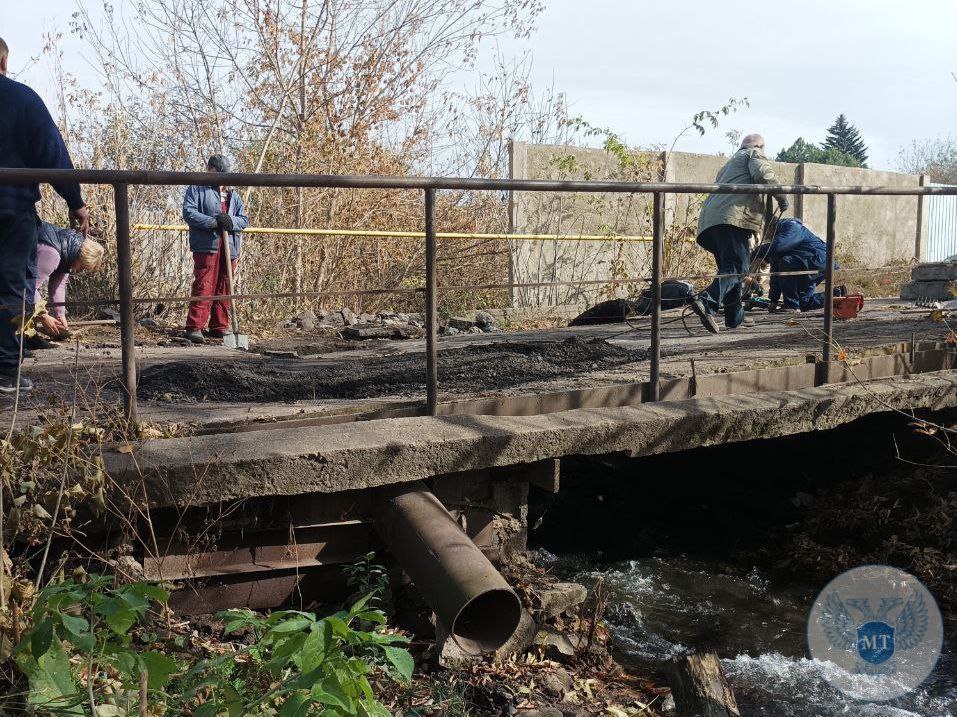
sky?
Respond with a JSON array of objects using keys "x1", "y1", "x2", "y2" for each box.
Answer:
[{"x1": 3, "y1": 0, "x2": 956, "y2": 171}]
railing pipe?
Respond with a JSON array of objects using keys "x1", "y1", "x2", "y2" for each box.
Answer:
[
  {"x1": 424, "y1": 189, "x2": 438, "y2": 415},
  {"x1": 820, "y1": 194, "x2": 837, "y2": 385},
  {"x1": 113, "y1": 183, "x2": 138, "y2": 426},
  {"x1": 649, "y1": 192, "x2": 664, "y2": 401},
  {"x1": 3, "y1": 168, "x2": 957, "y2": 196}
]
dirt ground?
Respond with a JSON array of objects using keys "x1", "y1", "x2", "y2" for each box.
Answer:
[{"x1": 137, "y1": 337, "x2": 646, "y2": 403}]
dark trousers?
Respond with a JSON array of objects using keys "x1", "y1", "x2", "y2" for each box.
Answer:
[
  {"x1": 769, "y1": 254, "x2": 827, "y2": 310},
  {"x1": 0, "y1": 212, "x2": 38, "y2": 372},
  {"x1": 186, "y1": 250, "x2": 238, "y2": 331},
  {"x1": 770, "y1": 267, "x2": 826, "y2": 311},
  {"x1": 697, "y1": 224, "x2": 751, "y2": 328}
]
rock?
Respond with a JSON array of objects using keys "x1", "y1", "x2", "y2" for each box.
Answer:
[
  {"x1": 495, "y1": 610, "x2": 537, "y2": 661},
  {"x1": 533, "y1": 582, "x2": 588, "y2": 618},
  {"x1": 113, "y1": 555, "x2": 145, "y2": 579},
  {"x1": 339, "y1": 307, "x2": 357, "y2": 326},
  {"x1": 912, "y1": 262, "x2": 957, "y2": 281},
  {"x1": 534, "y1": 628, "x2": 581, "y2": 662},
  {"x1": 447, "y1": 316, "x2": 477, "y2": 331},
  {"x1": 446, "y1": 326, "x2": 460, "y2": 336},
  {"x1": 540, "y1": 667, "x2": 574, "y2": 698},
  {"x1": 435, "y1": 622, "x2": 482, "y2": 669},
  {"x1": 138, "y1": 317, "x2": 161, "y2": 329},
  {"x1": 606, "y1": 601, "x2": 640, "y2": 628},
  {"x1": 342, "y1": 325, "x2": 421, "y2": 341},
  {"x1": 516, "y1": 709, "x2": 563, "y2": 717},
  {"x1": 661, "y1": 693, "x2": 677, "y2": 715},
  {"x1": 295, "y1": 309, "x2": 317, "y2": 331},
  {"x1": 358, "y1": 313, "x2": 377, "y2": 324},
  {"x1": 469, "y1": 326, "x2": 483, "y2": 334},
  {"x1": 900, "y1": 279, "x2": 956, "y2": 300},
  {"x1": 475, "y1": 310, "x2": 496, "y2": 328}
]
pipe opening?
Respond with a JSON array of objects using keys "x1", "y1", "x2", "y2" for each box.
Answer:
[{"x1": 451, "y1": 587, "x2": 522, "y2": 654}]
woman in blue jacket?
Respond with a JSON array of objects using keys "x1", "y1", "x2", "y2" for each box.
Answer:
[{"x1": 182, "y1": 155, "x2": 249, "y2": 343}]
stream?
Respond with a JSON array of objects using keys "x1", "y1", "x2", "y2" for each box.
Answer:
[
  {"x1": 549, "y1": 553, "x2": 955, "y2": 716},
  {"x1": 530, "y1": 411, "x2": 956, "y2": 716}
]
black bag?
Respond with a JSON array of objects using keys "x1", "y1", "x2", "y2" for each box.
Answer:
[{"x1": 568, "y1": 280, "x2": 697, "y2": 326}]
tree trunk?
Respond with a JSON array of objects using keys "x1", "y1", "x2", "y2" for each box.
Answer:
[{"x1": 665, "y1": 652, "x2": 740, "y2": 717}]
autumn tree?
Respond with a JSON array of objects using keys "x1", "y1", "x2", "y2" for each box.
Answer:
[{"x1": 58, "y1": 0, "x2": 560, "y2": 316}]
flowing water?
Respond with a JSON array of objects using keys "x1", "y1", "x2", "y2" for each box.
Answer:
[{"x1": 547, "y1": 552, "x2": 955, "y2": 716}]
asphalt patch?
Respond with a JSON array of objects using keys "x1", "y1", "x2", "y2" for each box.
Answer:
[{"x1": 137, "y1": 337, "x2": 646, "y2": 403}]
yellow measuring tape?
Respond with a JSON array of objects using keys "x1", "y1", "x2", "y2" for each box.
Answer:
[{"x1": 132, "y1": 224, "x2": 654, "y2": 243}]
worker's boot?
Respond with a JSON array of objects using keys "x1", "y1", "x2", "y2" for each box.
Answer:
[
  {"x1": 185, "y1": 328, "x2": 205, "y2": 344},
  {"x1": 688, "y1": 296, "x2": 719, "y2": 334},
  {"x1": 0, "y1": 372, "x2": 32, "y2": 394},
  {"x1": 728, "y1": 317, "x2": 756, "y2": 329}
]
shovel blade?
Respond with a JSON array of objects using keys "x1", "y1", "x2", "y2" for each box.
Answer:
[{"x1": 223, "y1": 332, "x2": 249, "y2": 350}]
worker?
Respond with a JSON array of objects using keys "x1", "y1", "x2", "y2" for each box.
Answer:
[
  {"x1": 31, "y1": 222, "x2": 105, "y2": 342},
  {"x1": 182, "y1": 154, "x2": 248, "y2": 344},
  {"x1": 693, "y1": 134, "x2": 789, "y2": 332},
  {"x1": 0, "y1": 37, "x2": 89, "y2": 393},
  {"x1": 753, "y1": 218, "x2": 843, "y2": 313}
]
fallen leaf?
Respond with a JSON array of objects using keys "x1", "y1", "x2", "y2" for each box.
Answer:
[{"x1": 116, "y1": 444, "x2": 134, "y2": 454}]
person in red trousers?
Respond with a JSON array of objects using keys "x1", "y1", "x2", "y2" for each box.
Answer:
[{"x1": 182, "y1": 155, "x2": 248, "y2": 343}]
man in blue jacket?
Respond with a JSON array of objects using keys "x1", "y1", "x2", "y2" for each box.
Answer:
[
  {"x1": 0, "y1": 38, "x2": 89, "y2": 393},
  {"x1": 182, "y1": 155, "x2": 249, "y2": 343},
  {"x1": 753, "y1": 218, "x2": 839, "y2": 313}
]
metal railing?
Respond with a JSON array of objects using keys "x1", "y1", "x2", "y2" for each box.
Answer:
[{"x1": 4, "y1": 167, "x2": 957, "y2": 426}]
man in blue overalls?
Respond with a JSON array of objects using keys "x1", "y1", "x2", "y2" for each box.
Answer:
[{"x1": 753, "y1": 218, "x2": 840, "y2": 313}]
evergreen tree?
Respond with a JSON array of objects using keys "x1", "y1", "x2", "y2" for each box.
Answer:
[
  {"x1": 776, "y1": 137, "x2": 862, "y2": 167},
  {"x1": 822, "y1": 114, "x2": 869, "y2": 167}
]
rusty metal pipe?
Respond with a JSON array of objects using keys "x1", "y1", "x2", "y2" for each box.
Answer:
[
  {"x1": 3, "y1": 167, "x2": 957, "y2": 195},
  {"x1": 373, "y1": 482, "x2": 521, "y2": 654}
]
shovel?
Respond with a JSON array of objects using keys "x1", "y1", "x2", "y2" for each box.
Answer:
[{"x1": 219, "y1": 229, "x2": 249, "y2": 351}]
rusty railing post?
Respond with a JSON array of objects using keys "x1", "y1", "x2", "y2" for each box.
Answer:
[
  {"x1": 424, "y1": 188, "x2": 438, "y2": 415},
  {"x1": 114, "y1": 183, "x2": 138, "y2": 426},
  {"x1": 819, "y1": 193, "x2": 837, "y2": 385},
  {"x1": 649, "y1": 191, "x2": 664, "y2": 402}
]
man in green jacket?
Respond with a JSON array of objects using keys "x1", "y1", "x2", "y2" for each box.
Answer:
[{"x1": 694, "y1": 134, "x2": 789, "y2": 330}]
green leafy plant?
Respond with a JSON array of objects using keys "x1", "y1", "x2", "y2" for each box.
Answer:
[
  {"x1": 343, "y1": 552, "x2": 390, "y2": 610},
  {"x1": 176, "y1": 594, "x2": 413, "y2": 717},
  {"x1": 13, "y1": 574, "x2": 175, "y2": 716}
]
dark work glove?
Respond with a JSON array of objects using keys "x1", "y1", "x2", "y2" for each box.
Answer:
[
  {"x1": 776, "y1": 196, "x2": 790, "y2": 213},
  {"x1": 216, "y1": 213, "x2": 234, "y2": 232}
]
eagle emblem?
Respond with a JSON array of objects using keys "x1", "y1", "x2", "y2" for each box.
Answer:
[{"x1": 819, "y1": 591, "x2": 929, "y2": 668}]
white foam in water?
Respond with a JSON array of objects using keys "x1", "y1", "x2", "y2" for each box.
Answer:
[
  {"x1": 575, "y1": 558, "x2": 955, "y2": 717},
  {"x1": 724, "y1": 653, "x2": 955, "y2": 717}
]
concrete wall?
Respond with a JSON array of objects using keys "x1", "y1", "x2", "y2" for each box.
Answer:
[
  {"x1": 509, "y1": 141, "x2": 926, "y2": 307},
  {"x1": 800, "y1": 163, "x2": 922, "y2": 267}
]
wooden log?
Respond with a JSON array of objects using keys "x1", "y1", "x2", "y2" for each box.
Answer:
[{"x1": 665, "y1": 652, "x2": 740, "y2": 717}]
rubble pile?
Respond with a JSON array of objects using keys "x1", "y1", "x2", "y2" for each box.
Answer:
[{"x1": 282, "y1": 308, "x2": 501, "y2": 340}]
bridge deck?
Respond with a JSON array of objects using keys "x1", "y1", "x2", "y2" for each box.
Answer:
[{"x1": 7, "y1": 299, "x2": 948, "y2": 431}]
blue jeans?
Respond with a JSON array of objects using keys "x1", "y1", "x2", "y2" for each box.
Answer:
[
  {"x1": 697, "y1": 224, "x2": 751, "y2": 328},
  {"x1": 0, "y1": 211, "x2": 39, "y2": 372}
]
